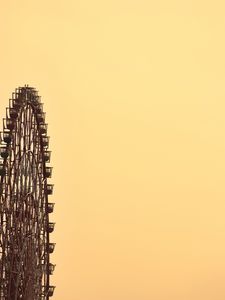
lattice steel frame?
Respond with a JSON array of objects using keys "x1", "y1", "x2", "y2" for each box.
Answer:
[{"x1": 0, "y1": 86, "x2": 55, "y2": 299}]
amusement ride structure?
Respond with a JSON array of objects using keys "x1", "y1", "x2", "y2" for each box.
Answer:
[{"x1": 0, "y1": 86, "x2": 55, "y2": 299}]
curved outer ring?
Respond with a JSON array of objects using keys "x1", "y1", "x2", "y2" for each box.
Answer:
[{"x1": 0, "y1": 86, "x2": 55, "y2": 300}]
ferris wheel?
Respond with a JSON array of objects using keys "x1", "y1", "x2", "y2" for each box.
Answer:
[{"x1": 0, "y1": 86, "x2": 55, "y2": 299}]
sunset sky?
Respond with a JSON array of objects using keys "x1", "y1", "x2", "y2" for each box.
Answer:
[{"x1": 1, "y1": 1, "x2": 225, "y2": 299}]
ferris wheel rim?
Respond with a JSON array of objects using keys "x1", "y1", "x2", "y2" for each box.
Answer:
[{"x1": 0, "y1": 86, "x2": 56, "y2": 300}]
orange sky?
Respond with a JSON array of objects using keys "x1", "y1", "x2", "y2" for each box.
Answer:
[{"x1": 1, "y1": 1, "x2": 225, "y2": 299}]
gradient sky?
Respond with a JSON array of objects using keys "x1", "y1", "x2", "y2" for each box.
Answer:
[{"x1": 1, "y1": 1, "x2": 225, "y2": 299}]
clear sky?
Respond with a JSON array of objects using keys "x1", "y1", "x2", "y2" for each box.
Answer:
[{"x1": 1, "y1": 1, "x2": 225, "y2": 299}]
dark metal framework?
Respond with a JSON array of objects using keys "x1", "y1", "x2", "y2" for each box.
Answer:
[{"x1": 0, "y1": 86, "x2": 55, "y2": 299}]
